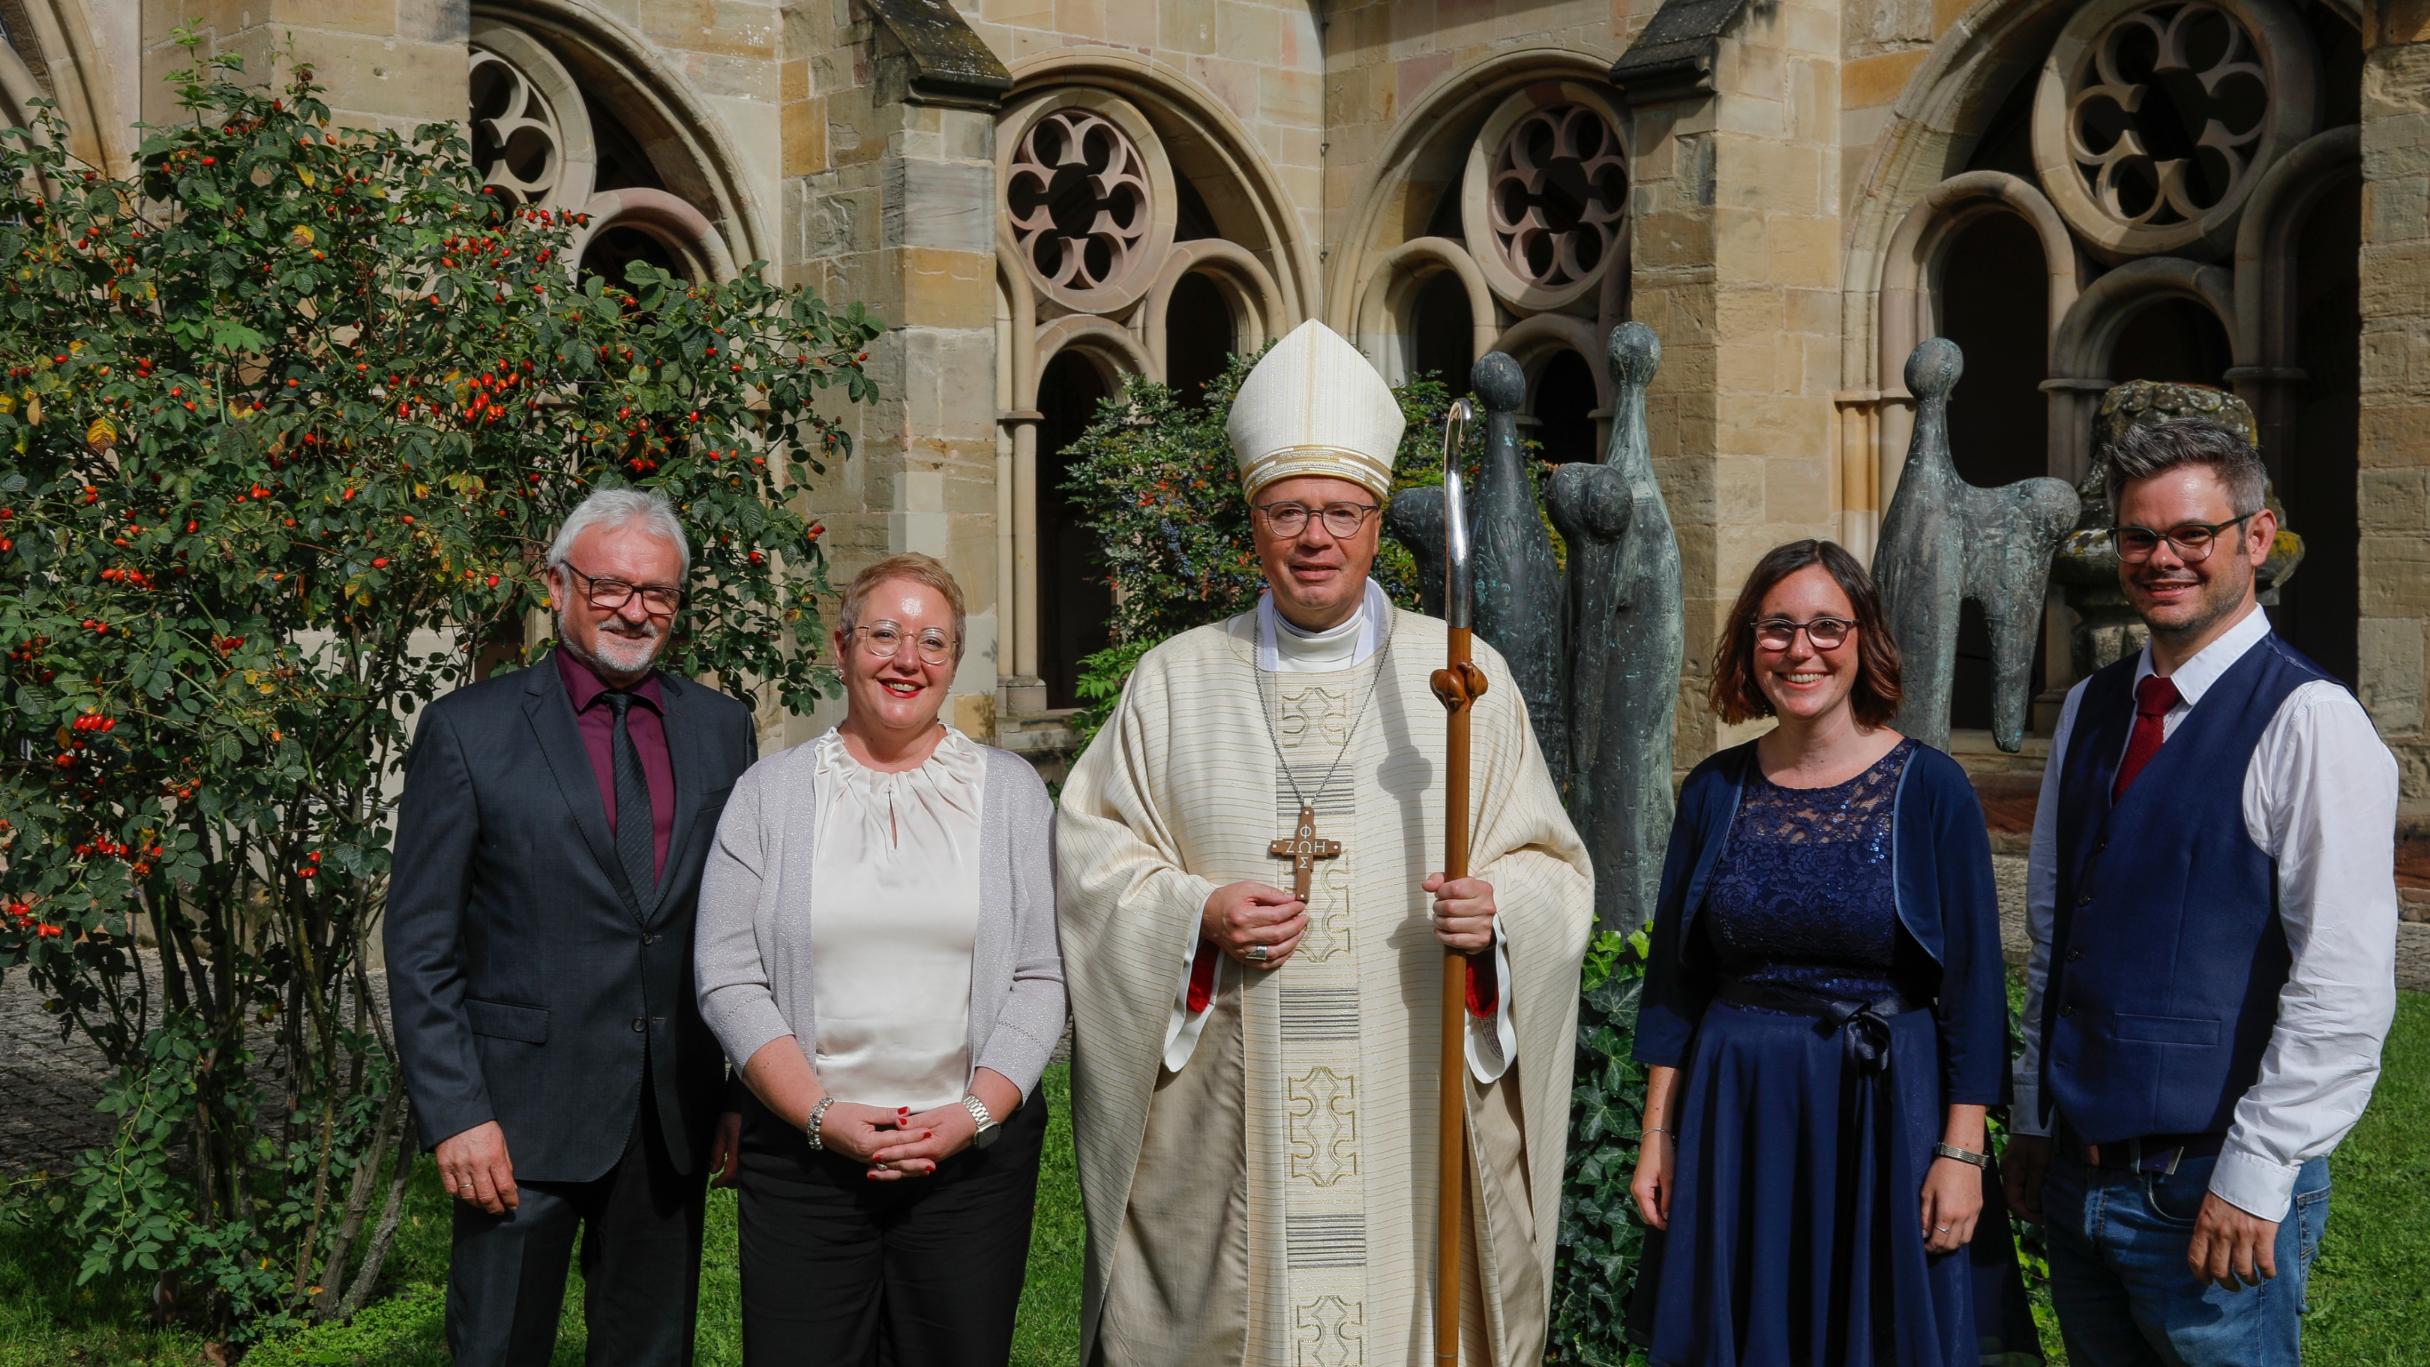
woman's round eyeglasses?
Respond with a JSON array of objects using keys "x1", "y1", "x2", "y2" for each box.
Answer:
[
  {"x1": 851, "y1": 622, "x2": 956, "y2": 666},
  {"x1": 1752, "y1": 616, "x2": 1855, "y2": 651}
]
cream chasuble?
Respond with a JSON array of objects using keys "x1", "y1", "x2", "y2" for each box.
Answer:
[{"x1": 1059, "y1": 605, "x2": 1593, "y2": 1367}]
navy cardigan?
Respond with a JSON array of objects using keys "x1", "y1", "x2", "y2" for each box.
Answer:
[{"x1": 1631, "y1": 740, "x2": 2010, "y2": 1107}]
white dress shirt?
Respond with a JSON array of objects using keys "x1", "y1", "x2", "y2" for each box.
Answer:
[
  {"x1": 1162, "y1": 579, "x2": 1519, "y2": 1082},
  {"x1": 2013, "y1": 605, "x2": 2399, "y2": 1220}
]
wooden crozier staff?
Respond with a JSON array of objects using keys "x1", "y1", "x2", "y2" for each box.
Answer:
[{"x1": 1428, "y1": 400, "x2": 1486, "y2": 1367}]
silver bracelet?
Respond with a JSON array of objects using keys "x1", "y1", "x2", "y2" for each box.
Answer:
[
  {"x1": 1643, "y1": 1126, "x2": 1677, "y2": 1142},
  {"x1": 1932, "y1": 1142, "x2": 1988, "y2": 1168},
  {"x1": 805, "y1": 1096, "x2": 837, "y2": 1151}
]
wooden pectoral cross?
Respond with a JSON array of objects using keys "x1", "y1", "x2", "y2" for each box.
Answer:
[{"x1": 1269, "y1": 804, "x2": 1342, "y2": 900}]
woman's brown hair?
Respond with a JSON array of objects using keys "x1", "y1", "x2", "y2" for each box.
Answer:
[{"x1": 1706, "y1": 539, "x2": 1903, "y2": 729}]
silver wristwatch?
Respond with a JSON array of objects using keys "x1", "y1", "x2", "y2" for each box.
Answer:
[
  {"x1": 805, "y1": 1096, "x2": 837, "y2": 1151},
  {"x1": 961, "y1": 1094, "x2": 1001, "y2": 1150}
]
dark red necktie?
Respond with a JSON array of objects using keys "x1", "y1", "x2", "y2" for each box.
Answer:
[{"x1": 2112, "y1": 674, "x2": 2182, "y2": 801}]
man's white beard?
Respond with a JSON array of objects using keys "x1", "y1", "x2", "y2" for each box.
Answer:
[{"x1": 562, "y1": 614, "x2": 665, "y2": 678}]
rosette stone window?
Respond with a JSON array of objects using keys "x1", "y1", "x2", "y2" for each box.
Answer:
[
  {"x1": 1007, "y1": 110, "x2": 1154, "y2": 301},
  {"x1": 2033, "y1": 0, "x2": 2318, "y2": 260}
]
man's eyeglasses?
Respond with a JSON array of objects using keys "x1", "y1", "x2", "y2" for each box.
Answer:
[
  {"x1": 852, "y1": 622, "x2": 956, "y2": 667},
  {"x1": 2113, "y1": 512, "x2": 2258, "y2": 564},
  {"x1": 1254, "y1": 501, "x2": 1380, "y2": 538},
  {"x1": 1752, "y1": 616, "x2": 1856, "y2": 651},
  {"x1": 561, "y1": 562, "x2": 684, "y2": 616}
]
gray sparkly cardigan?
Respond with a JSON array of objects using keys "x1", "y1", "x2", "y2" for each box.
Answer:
[{"x1": 692, "y1": 736, "x2": 1067, "y2": 1103}]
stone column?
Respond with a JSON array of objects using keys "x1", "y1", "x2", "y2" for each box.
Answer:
[
  {"x1": 786, "y1": 2, "x2": 1011, "y2": 743},
  {"x1": 2358, "y1": 1, "x2": 2430, "y2": 801},
  {"x1": 1616, "y1": 0, "x2": 1844, "y2": 759}
]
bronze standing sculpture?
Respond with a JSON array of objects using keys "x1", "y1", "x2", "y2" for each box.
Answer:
[
  {"x1": 1545, "y1": 322, "x2": 1684, "y2": 933},
  {"x1": 1387, "y1": 353, "x2": 1570, "y2": 778},
  {"x1": 1872, "y1": 337, "x2": 2080, "y2": 753}
]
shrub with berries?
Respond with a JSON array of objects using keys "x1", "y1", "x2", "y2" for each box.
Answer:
[{"x1": 0, "y1": 41, "x2": 876, "y2": 1343}]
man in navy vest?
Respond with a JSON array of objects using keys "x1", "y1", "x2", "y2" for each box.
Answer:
[{"x1": 2003, "y1": 419, "x2": 2398, "y2": 1365}]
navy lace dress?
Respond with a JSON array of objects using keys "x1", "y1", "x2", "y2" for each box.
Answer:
[{"x1": 1637, "y1": 739, "x2": 2038, "y2": 1366}]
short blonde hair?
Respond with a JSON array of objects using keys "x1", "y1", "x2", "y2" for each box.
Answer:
[{"x1": 837, "y1": 553, "x2": 968, "y2": 664}]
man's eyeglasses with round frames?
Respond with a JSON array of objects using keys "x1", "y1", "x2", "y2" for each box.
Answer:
[
  {"x1": 1255, "y1": 501, "x2": 1381, "y2": 538},
  {"x1": 852, "y1": 622, "x2": 956, "y2": 667},
  {"x1": 1752, "y1": 616, "x2": 1856, "y2": 651},
  {"x1": 562, "y1": 562, "x2": 685, "y2": 616},
  {"x1": 2112, "y1": 512, "x2": 2258, "y2": 564}
]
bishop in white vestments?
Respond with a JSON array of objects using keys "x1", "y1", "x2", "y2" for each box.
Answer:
[{"x1": 1058, "y1": 321, "x2": 1595, "y2": 1367}]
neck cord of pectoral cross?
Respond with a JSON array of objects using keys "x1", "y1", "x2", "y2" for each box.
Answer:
[{"x1": 1254, "y1": 607, "x2": 1396, "y2": 900}]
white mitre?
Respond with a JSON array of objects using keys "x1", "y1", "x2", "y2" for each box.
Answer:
[{"x1": 1227, "y1": 320, "x2": 1404, "y2": 502}]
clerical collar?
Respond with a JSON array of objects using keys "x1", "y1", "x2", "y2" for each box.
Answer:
[{"x1": 1256, "y1": 578, "x2": 1390, "y2": 673}]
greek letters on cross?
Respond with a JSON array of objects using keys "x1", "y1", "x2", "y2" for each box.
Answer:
[{"x1": 1269, "y1": 804, "x2": 1342, "y2": 900}]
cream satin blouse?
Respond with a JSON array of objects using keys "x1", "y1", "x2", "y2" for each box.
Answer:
[{"x1": 806, "y1": 725, "x2": 986, "y2": 1112}]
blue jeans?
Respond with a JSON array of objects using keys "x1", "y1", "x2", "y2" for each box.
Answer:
[{"x1": 2042, "y1": 1148, "x2": 2330, "y2": 1367}]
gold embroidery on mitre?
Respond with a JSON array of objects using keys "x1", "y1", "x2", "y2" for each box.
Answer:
[{"x1": 1242, "y1": 444, "x2": 1395, "y2": 502}]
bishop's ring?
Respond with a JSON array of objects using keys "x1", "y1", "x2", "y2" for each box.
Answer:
[{"x1": 1246, "y1": 944, "x2": 1270, "y2": 962}]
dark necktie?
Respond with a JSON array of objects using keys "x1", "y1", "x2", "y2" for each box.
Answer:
[
  {"x1": 603, "y1": 691, "x2": 656, "y2": 904},
  {"x1": 2111, "y1": 673, "x2": 2182, "y2": 802}
]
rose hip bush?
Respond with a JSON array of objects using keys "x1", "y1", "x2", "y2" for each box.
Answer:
[{"x1": 0, "y1": 47, "x2": 876, "y2": 1342}]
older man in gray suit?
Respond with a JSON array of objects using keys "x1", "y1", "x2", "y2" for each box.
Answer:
[{"x1": 386, "y1": 488, "x2": 757, "y2": 1366}]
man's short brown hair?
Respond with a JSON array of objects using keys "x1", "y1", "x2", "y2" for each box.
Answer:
[{"x1": 1707, "y1": 539, "x2": 1904, "y2": 729}]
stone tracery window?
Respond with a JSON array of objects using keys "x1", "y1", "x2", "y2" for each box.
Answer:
[
  {"x1": 1006, "y1": 109, "x2": 1154, "y2": 300},
  {"x1": 1484, "y1": 104, "x2": 1627, "y2": 294},
  {"x1": 2033, "y1": 0, "x2": 2317, "y2": 260},
  {"x1": 466, "y1": 22, "x2": 735, "y2": 284},
  {"x1": 1460, "y1": 87, "x2": 1628, "y2": 311}
]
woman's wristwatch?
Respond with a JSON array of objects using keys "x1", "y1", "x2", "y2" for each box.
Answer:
[
  {"x1": 805, "y1": 1096, "x2": 837, "y2": 1151},
  {"x1": 961, "y1": 1094, "x2": 1001, "y2": 1150}
]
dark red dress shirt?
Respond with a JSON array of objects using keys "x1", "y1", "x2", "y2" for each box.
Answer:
[{"x1": 555, "y1": 648, "x2": 675, "y2": 881}]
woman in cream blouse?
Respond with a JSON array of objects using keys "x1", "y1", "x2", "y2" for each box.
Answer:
[{"x1": 695, "y1": 553, "x2": 1065, "y2": 1366}]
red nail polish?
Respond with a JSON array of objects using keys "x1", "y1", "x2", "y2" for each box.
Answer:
[
  {"x1": 864, "y1": 1170, "x2": 876, "y2": 1181},
  {"x1": 924, "y1": 1130, "x2": 933, "y2": 1139}
]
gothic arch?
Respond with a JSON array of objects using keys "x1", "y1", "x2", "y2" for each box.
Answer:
[
  {"x1": 1, "y1": 0, "x2": 126, "y2": 171},
  {"x1": 2047, "y1": 257, "x2": 2239, "y2": 480},
  {"x1": 1141, "y1": 239, "x2": 1289, "y2": 379},
  {"x1": 1350, "y1": 236, "x2": 1499, "y2": 385},
  {"x1": 1875, "y1": 171, "x2": 2082, "y2": 504},
  {"x1": 1005, "y1": 50, "x2": 1316, "y2": 322},
  {"x1": 1327, "y1": 47, "x2": 1618, "y2": 347},
  {"x1": 1028, "y1": 314, "x2": 1155, "y2": 404},
  {"x1": 1492, "y1": 313, "x2": 1611, "y2": 410},
  {"x1": 468, "y1": 1, "x2": 772, "y2": 270}
]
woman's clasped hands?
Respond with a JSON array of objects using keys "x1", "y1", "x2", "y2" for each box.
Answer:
[{"x1": 813, "y1": 1099, "x2": 978, "y2": 1181}]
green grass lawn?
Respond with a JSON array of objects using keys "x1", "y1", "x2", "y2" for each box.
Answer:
[{"x1": 6, "y1": 1001, "x2": 2427, "y2": 1365}]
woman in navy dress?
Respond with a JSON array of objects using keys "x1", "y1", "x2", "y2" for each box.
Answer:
[{"x1": 1630, "y1": 540, "x2": 2039, "y2": 1366}]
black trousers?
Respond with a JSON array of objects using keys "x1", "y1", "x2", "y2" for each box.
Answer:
[
  {"x1": 736, "y1": 1090, "x2": 1046, "y2": 1367},
  {"x1": 445, "y1": 1086, "x2": 706, "y2": 1367}
]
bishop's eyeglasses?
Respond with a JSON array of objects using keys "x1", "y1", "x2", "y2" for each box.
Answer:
[
  {"x1": 2113, "y1": 512, "x2": 2257, "y2": 564},
  {"x1": 1254, "y1": 500, "x2": 1381, "y2": 538}
]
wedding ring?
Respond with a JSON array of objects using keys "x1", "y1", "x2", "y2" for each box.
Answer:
[
  {"x1": 1246, "y1": 944, "x2": 1270, "y2": 962},
  {"x1": 1934, "y1": 1224, "x2": 1951, "y2": 1233}
]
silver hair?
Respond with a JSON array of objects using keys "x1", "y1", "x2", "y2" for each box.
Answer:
[
  {"x1": 547, "y1": 488, "x2": 691, "y2": 575},
  {"x1": 2104, "y1": 419, "x2": 2268, "y2": 518}
]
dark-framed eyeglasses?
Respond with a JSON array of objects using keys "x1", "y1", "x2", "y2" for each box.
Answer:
[
  {"x1": 851, "y1": 621, "x2": 956, "y2": 667},
  {"x1": 560, "y1": 562, "x2": 685, "y2": 616},
  {"x1": 1752, "y1": 615, "x2": 1856, "y2": 651},
  {"x1": 1254, "y1": 500, "x2": 1380, "y2": 538},
  {"x1": 2113, "y1": 512, "x2": 2258, "y2": 564}
]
